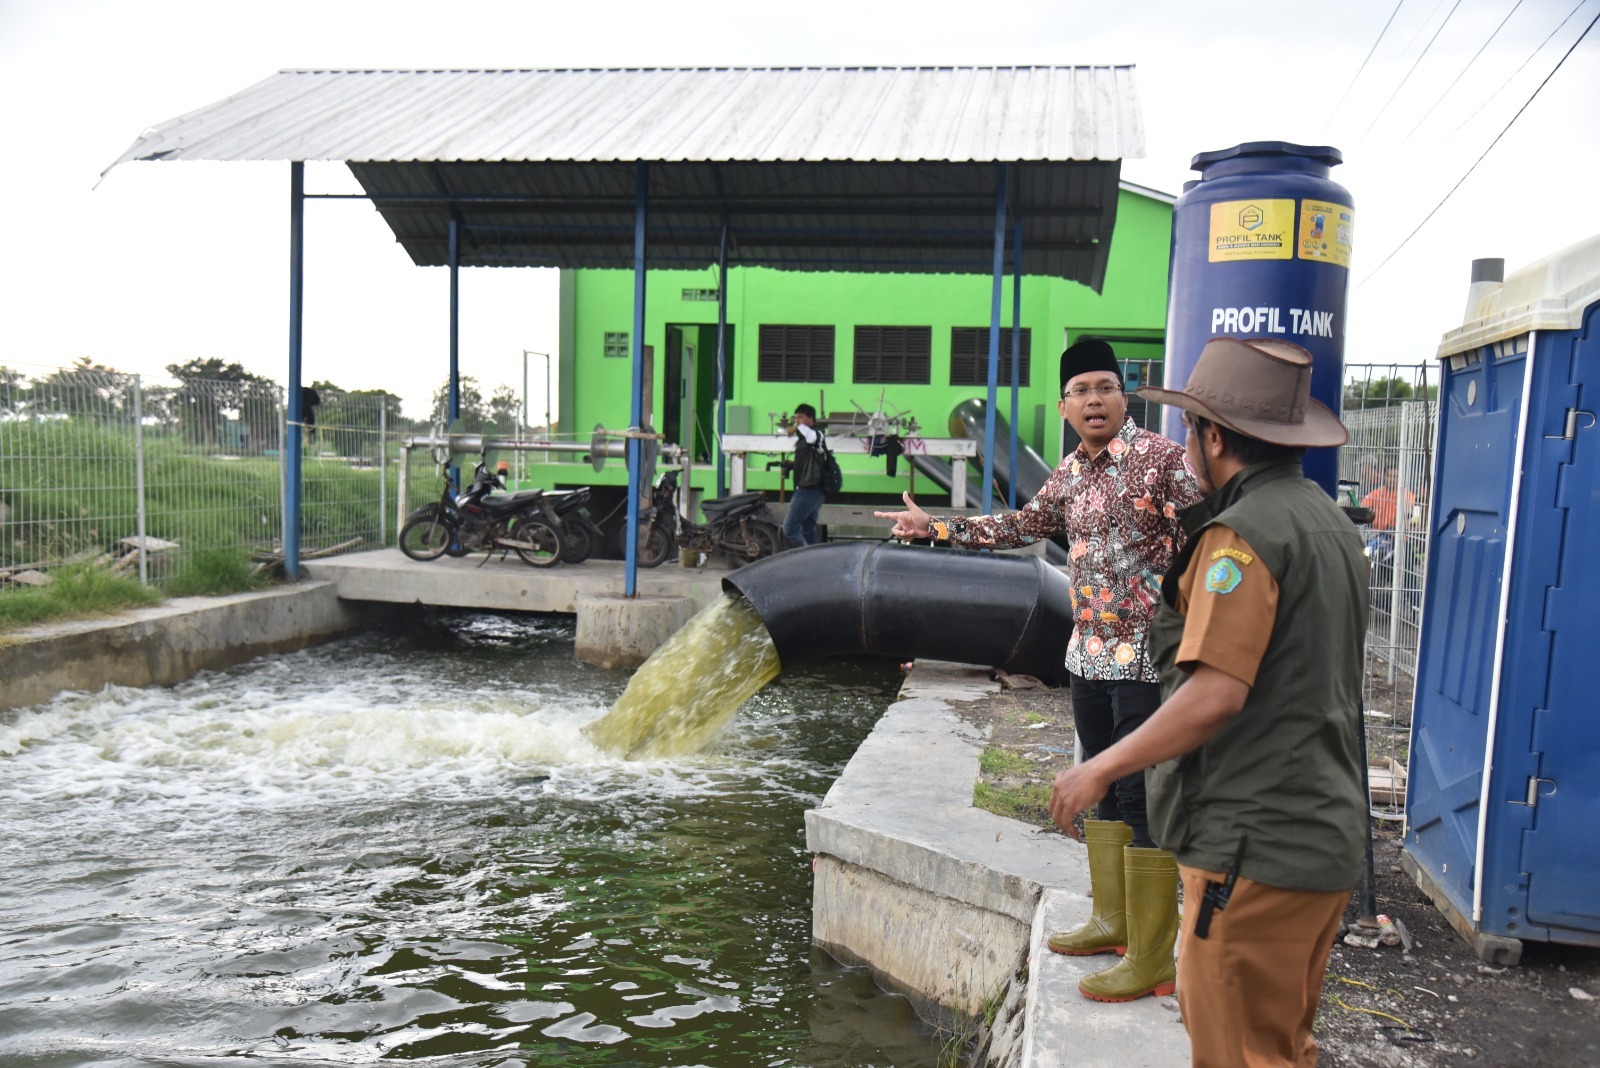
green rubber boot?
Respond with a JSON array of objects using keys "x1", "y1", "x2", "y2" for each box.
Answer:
[
  {"x1": 1078, "y1": 846, "x2": 1179, "y2": 1002},
  {"x1": 1047, "y1": 819, "x2": 1132, "y2": 956}
]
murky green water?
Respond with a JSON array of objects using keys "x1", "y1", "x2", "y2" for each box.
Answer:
[
  {"x1": 0, "y1": 611, "x2": 943, "y2": 1066},
  {"x1": 588, "y1": 594, "x2": 782, "y2": 759}
]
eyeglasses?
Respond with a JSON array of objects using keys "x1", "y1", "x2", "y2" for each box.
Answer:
[{"x1": 1062, "y1": 384, "x2": 1124, "y2": 399}]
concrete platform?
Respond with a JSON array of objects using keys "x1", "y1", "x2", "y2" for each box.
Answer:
[
  {"x1": 304, "y1": 548, "x2": 731, "y2": 614},
  {"x1": 808, "y1": 661, "x2": 1190, "y2": 1066}
]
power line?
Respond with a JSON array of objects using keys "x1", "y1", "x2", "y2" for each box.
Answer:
[
  {"x1": 1359, "y1": 7, "x2": 1600, "y2": 286},
  {"x1": 1404, "y1": 0, "x2": 1525, "y2": 142},
  {"x1": 1361, "y1": 0, "x2": 1468, "y2": 139},
  {"x1": 1324, "y1": 0, "x2": 1409, "y2": 133},
  {"x1": 1449, "y1": 0, "x2": 1589, "y2": 138}
]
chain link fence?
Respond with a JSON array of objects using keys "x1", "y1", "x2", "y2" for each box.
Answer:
[{"x1": 1, "y1": 360, "x2": 399, "y2": 587}]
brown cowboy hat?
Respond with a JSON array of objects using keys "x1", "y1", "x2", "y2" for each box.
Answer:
[{"x1": 1135, "y1": 336, "x2": 1349, "y2": 448}]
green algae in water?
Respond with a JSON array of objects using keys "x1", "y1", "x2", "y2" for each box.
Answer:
[{"x1": 587, "y1": 593, "x2": 781, "y2": 758}]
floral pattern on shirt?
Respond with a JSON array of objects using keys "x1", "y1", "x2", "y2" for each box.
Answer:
[{"x1": 938, "y1": 420, "x2": 1200, "y2": 682}]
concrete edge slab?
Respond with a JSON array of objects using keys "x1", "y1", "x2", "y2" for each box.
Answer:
[
  {"x1": 806, "y1": 659, "x2": 1191, "y2": 1066},
  {"x1": 1, "y1": 582, "x2": 368, "y2": 713}
]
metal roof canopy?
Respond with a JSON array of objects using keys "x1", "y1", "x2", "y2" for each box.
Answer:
[
  {"x1": 110, "y1": 66, "x2": 1143, "y2": 286},
  {"x1": 108, "y1": 66, "x2": 1146, "y2": 589}
]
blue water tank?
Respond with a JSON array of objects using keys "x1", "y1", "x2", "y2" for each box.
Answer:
[{"x1": 1164, "y1": 142, "x2": 1355, "y2": 494}]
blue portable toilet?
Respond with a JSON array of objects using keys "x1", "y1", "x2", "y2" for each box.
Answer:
[{"x1": 1403, "y1": 233, "x2": 1600, "y2": 965}]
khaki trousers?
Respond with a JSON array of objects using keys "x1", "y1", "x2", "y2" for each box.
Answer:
[{"x1": 1176, "y1": 865, "x2": 1350, "y2": 1068}]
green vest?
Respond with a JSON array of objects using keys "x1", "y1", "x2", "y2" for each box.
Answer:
[{"x1": 1146, "y1": 461, "x2": 1369, "y2": 891}]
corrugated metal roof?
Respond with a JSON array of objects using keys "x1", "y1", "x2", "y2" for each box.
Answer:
[
  {"x1": 108, "y1": 67, "x2": 1145, "y2": 287},
  {"x1": 112, "y1": 67, "x2": 1142, "y2": 166}
]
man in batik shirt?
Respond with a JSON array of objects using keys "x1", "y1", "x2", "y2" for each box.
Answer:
[{"x1": 878, "y1": 339, "x2": 1200, "y2": 992}]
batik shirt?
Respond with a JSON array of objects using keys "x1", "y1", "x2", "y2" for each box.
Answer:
[{"x1": 932, "y1": 420, "x2": 1200, "y2": 682}]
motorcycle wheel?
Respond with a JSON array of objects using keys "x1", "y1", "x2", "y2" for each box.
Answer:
[
  {"x1": 398, "y1": 507, "x2": 453, "y2": 561},
  {"x1": 559, "y1": 519, "x2": 592, "y2": 565},
  {"x1": 741, "y1": 520, "x2": 783, "y2": 561},
  {"x1": 512, "y1": 518, "x2": 563, "y2": 568},
  {"x1": 637, "y1": 522, "x2": 673, "y2": 569}
]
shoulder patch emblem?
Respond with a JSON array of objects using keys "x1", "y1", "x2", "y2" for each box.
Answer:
[
  {"x1": 1209, "y1": 546, "x2": 1254, "y2": 566},
  {"x1": 1204, "y1": 558, "x2": 1244, "y2": 595}
]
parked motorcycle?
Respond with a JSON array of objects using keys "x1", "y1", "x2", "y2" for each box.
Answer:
[
  {"x1": 544, "y1": 487, "x2": 607, "y2": 565},
  {"x1": 634, "y1": 473, "x2": 678, "y2": 569},
  {"x1": 646, "y1": 469, "x2": 783, "y2": 566},
  {"x1": 399, "y1": 461, "x2": 563, "y2": 567}
]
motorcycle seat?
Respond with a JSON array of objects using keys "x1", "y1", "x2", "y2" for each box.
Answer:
[
  {"x1": 483, "y1": 490, "x2": 546, "y2": 510},
  {"x1": 701, "y1": 492, "x2": 765, "y2": 517}
]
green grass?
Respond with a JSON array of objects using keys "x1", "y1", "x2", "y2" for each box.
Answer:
[
  {"x1": 0, "y1": 564, "x2": 162, "y2": 631},
  {"x1": 164, "y1": 548, "x2": 262, "y2": 597},
  {"x1": 972, "y1": 780, "x2": 1053, "y2": 826},
  {"x1": 978, "y1": 746, "x2": 1033, "y2": 778}
]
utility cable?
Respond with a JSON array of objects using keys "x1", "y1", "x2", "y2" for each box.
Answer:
[
  {"x1": 1404, "y1": 0, "x2": 1525, "y2": 141},
  {"x1": 1359, "y1": 7, "x2": 1600, "y2": 286},
  {"x1": 1324, "y1": 0, "x2": 1409, "y2": 132},
  {"x1": 1449, "y1": 0, "x2": 1589, "y2": 138},
  {"x1": 1362, "y1": 0, "x2": 1468, "y2": 139}
]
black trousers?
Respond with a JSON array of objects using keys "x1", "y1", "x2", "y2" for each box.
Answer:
[{"x1": 1068, "y1": 673, "x2": 1163, "y2": 848}]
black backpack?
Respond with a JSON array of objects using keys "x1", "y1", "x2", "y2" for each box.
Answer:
[{"x1": 818, "y1": 435, "x2": 844, "y2": 498}]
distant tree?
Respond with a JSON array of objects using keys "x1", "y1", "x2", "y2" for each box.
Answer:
[
  {"x1": 26, "y1": 357, "x2": 129, "y2": 417},
  {"x1": 487, "y1": 384, "x2": 521, "y2": 436},
  {"x1": 1344, "y1": 376, "x2": 1437, "y2": 411},
  {"x1": 430, "y1": 376, "x2": 488, "y2": 432},
  {"x1": 0, "y1": 365, "x2": 24, "y2": 417},
  {"x1": 311, "y1": 381, "x2": 402, "y2": 461},
  {"x1": 166, "y1": 358, "x2": 278, "y2": 451}
]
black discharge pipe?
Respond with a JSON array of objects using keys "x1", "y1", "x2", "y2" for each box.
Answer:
[{"x1": 721, "y1": 541, "x2": 1074, "y2": 684}]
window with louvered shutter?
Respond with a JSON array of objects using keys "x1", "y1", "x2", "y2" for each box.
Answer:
[
  {"x1": 950, "y1": 327, "x2": 1031, "y2": 386},
  {"x1": 758, "y1": 325, "x2": 835, "y2": 382},
  {"x1": 854, "y1": 326, "x2": 931, "y2": 384}
]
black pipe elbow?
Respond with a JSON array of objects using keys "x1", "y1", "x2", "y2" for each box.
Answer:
[{"x1": 721, "y1": 541, "x2": 1073, "y2": 684}]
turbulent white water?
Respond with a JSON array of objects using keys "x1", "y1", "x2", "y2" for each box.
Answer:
[{"x1": 0, "y1": 612, "x2": 937, "y2": 1067}]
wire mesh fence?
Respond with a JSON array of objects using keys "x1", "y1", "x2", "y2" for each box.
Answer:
[
  {"x1": 1341, "y1": 362, "x2": 1438, "y2": 819},
  {"x1": 1, "y1": 360, "x2": 399, "y2": 587}
]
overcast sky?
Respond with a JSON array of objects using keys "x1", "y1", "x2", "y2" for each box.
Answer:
[{"x1": 1, "y1": 0, "x2": 1595, "y2": 421}]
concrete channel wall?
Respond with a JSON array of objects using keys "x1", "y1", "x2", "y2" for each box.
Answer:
[
  {"x1": 811, "y1": 661, "x2": 1190, "y2": 1067},
  {"x1": 0, "y1": 583, "x2": 370, "y2": 713}
]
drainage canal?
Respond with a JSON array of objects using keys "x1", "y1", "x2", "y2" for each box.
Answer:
[{"x1": 0, "y1": 610, "x2": 944, "y2": 1065}]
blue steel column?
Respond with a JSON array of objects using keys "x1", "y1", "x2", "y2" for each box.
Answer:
[
  {"x1": 981, "y1": 164, "x2": 1009, "y2": 516},
  {"x1": 285, "y1": 162, "x2": 305, "y2": 580},
  {"x1": 715, "y1": 220, "x2": 730, "y2": 499},
  {"x1": 448, "y1": 217, "x2": 461, "y2": 487},
  {"x1": 625, "y1": 162, "x2": 649, "y2": 596},
  {"x1": 448, "y1": 219, "x2": 461, "y2": 421},
  {"x1": 1008, "y1": 219, "x2": 1022, "y2": 510}
]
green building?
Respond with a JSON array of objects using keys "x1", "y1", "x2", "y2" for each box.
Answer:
[{"x1": 533, "y1": 181, "x2": 1173, "y2": 516}]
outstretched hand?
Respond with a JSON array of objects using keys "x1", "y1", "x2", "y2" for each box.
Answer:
[
  {"x1": 874, "y1": 491, "x2": 933, "y2": 540},
  {"x1": 1049, "y1": 763, "x2": 1112, "y2": 841}
]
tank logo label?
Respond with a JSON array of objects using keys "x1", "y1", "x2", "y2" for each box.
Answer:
[
  {"x1": 1297, "y1": 199, "x2": 1354, "y2": 267},
  {"x1": 1210, "y1": 306, "x2": 1336, "y2": 338},
  {"x1": 1208, "y1": 199, "x2": 1294, "y2": 261}
]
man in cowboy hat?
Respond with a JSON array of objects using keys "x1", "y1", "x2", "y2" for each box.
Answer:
[
  {"x1": 1048, "y1": 336, "x2": 1368, "y2": 1067},
  {"x1": 877, "y1": 337, "x2": 1200, "y2": 1002}
]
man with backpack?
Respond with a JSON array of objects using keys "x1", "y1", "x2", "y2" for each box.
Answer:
[{"x1": 783, "y1": 403, "x2": 827, "y2": 547}]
